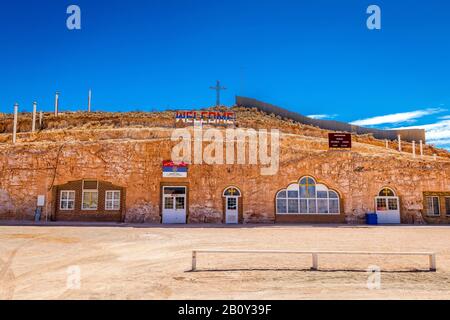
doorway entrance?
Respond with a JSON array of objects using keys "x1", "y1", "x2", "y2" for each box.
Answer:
[
  {"x1": 223, "y1": 187, "x2": 241, "y2": 224},
  {"x1": 162, "y1": 186, "x2": 187, "y2": 224},
  {"x1": 375, "y1": 187, "x2": 400, "y2": 224}
]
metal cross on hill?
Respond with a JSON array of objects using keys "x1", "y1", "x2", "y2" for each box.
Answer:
[{"x1": 210, "y1": 80, "x2": 226, "y2": 107}]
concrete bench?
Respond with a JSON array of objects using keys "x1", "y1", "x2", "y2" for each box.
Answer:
[{"x1": 191, "y1": 249, "x2": 437, "y2": 272}]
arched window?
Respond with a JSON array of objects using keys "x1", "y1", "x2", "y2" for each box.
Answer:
[
  {"x1": 299, "y1": 177, "x2": 316, "y2": 199},
  {"x1": 378, "y1": 187, "x2": 395, "y2": 197},
  {"x1": 276, "y1": 177, "x2": 340, "y2": 215},
  {"x1": 223, "y1": 187, "x2": 241, "y2": 197}
]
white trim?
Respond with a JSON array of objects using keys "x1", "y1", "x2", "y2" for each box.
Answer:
[
  {"x1": 105, "y1": 190, "x2": 121, "y2": 211},
  {"x1": 59, "y1": 190, "x2": 75, "y2": 211},
  {"x1": 426, "y1": 196, "x2": 440, "y2": 216}
]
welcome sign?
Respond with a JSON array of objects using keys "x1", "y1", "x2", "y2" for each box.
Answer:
[
  {"x1": 175, "y1": 111, "x2": 236, "y2": 126},
  {"x1": 162, "y1": 160, "x2": 188, "y2": 178}
]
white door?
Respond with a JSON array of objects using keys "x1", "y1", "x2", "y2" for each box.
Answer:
[
  {"x1": 375, "y1": 196, "x2": 400, "y2": 224},
  {"x1": 162, "y1": 187, "x2": 187, "y2": 224},
  {"x1": 225, "y1": 197, "x2": 239, "y2": 224}
]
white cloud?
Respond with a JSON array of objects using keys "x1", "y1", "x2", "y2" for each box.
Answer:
[
  {"x1": 307, "y1": 114, "x2": 337, "y2": 120},
  {"x1": 427, "y1": 139, "x2": 450, "y2": 146},
  {"x1": 393, "y1": 119, "x2": 450, "y2": 148},
  {"x1": 350, "y1": 108, "x2": 445, "y2": 126}
]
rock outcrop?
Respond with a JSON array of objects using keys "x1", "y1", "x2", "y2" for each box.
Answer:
[{"x1": 0, "y1": 108, "x2": 449, "y2": 224}]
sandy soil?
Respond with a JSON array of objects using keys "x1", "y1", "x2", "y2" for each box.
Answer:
[{"x1": 1, "y1": 224, "x2": 450, "y2": 300}]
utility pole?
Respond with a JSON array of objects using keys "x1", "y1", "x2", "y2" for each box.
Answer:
[
  {"x1": 32, "y1": 102, "x2": 37, "y2": 132},
  {"x1": 13, "y1": 103, "x2": 18, "y2": 144},
  {"x1": 39, "y1": 111, "x2": 43, "y2": 129},
  {"x1": 54, "y1": 91, "x2": 59, "y2": 116},
  {"x1": 88, "y1": 89, "x2": 92, "y2": 112},
  {"x1": 210, "y1": 80, "x2": 226, "y2": 107}
]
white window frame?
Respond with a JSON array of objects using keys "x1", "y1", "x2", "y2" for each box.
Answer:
[
  {"x1": 82, "y1": 190, "x2": 99, "y2": 211},
  {"x1": 162, "y1": 186, "x2": 187, "y2": 211},
  {"x1": 327, "y1": 191, "x2": 340, "y2": 214},
  {"x1": 375, "y1": 196, "x2": 399, "y2": 211},
  {"x1": 375, "y1": 187, "x2": 400, "y2": 214},
  {"x1": 276, "y1": 177, "x2": 340, "y2": 215},
  {"x1": 276, "y1": 190, "x2": 288, "y2": 214},
  {"x1": 60, "y1": 190, "x2": 76, "y2": 211},
  {"x1": 426, "y1": 196, "x2": 440, "y2": 216},
  {"x1": 105, "y1": 190, "x2": 121, "y2": 211},
  {"x1": 227, "y1": 197, "x2": 237, "y2": 210}
]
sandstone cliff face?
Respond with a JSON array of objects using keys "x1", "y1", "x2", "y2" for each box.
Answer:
[
  {"x1": 0, "y1": 124, "x2": 449, "y2": 224},
  {"x1": 1, "y1": 107, "x2": 448, "y2": 158}
]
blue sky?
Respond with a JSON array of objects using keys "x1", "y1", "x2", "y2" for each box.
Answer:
[{"x1": 0, "y1": 0, "x2": 449, "y2": 148}]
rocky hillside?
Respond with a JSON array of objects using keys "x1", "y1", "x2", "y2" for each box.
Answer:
[{"x1": 0, "y1": 106, "x2": 448, "y2": 158}]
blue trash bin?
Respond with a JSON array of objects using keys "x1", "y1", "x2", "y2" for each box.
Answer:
[{"x1": 366, "y1": 213, "x2": 378, "y2": 225}]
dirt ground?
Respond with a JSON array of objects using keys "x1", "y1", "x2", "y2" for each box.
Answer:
[{"x1": 1, "y1": 224, "x2": 450, "y2": 300}]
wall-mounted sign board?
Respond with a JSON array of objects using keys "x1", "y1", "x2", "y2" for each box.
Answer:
[
  {"x1": 37, "y1": 195, "x2": 45, "y2": 206},
  {"x1": 328, "y1": 133, "x2": 352, "y2": 149},
  {"x1": 162, "y1": 160, "x2": 188, "y2": 178}
]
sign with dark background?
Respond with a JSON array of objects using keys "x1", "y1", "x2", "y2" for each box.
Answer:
[{"x1": 328, "y1": 133, "x2": 352, "y2": 149}]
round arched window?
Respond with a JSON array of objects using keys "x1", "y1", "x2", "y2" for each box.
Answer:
[
  {"x1": 223, "y1": 187, "x2": 241, "y2": 197},
  {"x1": 299, "y1": 177, "x2": 316, "y2": 198},
  {"x1": 378, "y1": 187, "x2": 396, "y2": 197}
]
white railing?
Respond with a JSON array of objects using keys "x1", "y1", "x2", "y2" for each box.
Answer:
[{"x1": 191, "y1": 249, "x2": 437, "y2": 272}]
